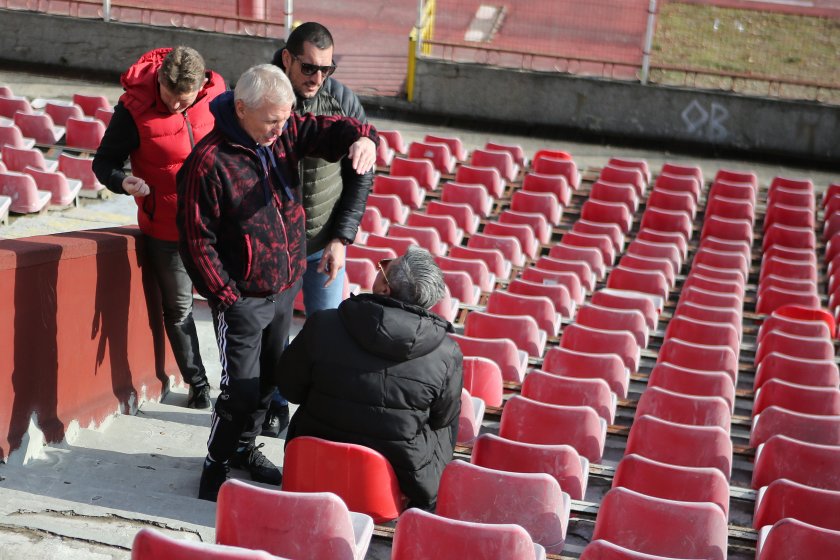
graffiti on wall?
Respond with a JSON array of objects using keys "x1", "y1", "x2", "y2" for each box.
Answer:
[{"x1": 681, "y1": 99, "x2": 730, "y2": 142}]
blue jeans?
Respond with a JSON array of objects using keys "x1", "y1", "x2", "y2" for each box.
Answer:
[{"x1": 270, "y1": 249, "x2": 345, "y2": 409}]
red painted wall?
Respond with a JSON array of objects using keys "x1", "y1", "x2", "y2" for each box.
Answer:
[{"x1": 0, "y1": 226, "x2": 177, "y2": 461}]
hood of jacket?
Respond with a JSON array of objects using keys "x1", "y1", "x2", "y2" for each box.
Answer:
[
  {"x1": 209, "y1": 91, "x2": 257, "y2": 148},
  {"x1": 338, "y1": 293, "x2": 454, "y2": 362}
]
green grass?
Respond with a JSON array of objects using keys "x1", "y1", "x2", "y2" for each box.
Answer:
[{"x1": 651, "y1": 3, "x2": 840, "y2": 102}]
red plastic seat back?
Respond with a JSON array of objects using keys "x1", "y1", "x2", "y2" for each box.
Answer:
[{"x1": 282, "y1": 436, "x2": 406, "y2": 523}]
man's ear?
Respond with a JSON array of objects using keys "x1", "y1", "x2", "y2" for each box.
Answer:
[{"x1": 281, "y1": 49, "x2": 292, "y2": 73}]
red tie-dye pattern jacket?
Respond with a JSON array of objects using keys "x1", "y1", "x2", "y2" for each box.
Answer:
[{"x1": 177, "y1": 91, "x2": 377, "y2": 312}]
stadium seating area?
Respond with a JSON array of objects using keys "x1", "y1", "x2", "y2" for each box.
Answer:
[
  {"x1": 0, "y1": 86, "x2": 109, "y2": 215},
  {"x1": 5, "y1": 80, "x2": 840, "y2": 559}
]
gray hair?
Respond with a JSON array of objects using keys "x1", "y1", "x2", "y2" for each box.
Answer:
[
  {"x1": 387, "y1": 245, "x2": 446, "y2": 309},
  {"x1": 234, "y1": 64, "x2": 296, "y2": 109}
]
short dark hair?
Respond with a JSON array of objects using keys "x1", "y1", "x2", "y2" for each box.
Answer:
[
  {"x1": 158, "y1": 46, "x2": 205, "y2": 94},
  {"x1": 285, "y1": 22, "x2": 334, "y2": 55}
]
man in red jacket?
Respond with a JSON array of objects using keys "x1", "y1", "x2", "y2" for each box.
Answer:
[
  {"x1": 94, "y1": 46, "x2": 226, "y2": 409},
  {"x1": 177, "y1": 64, "x2": 377, "y2": 501}
]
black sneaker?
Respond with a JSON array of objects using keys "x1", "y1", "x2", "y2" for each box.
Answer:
[
  {"x1": 198, "y1": 460, "x2": 229, "y2": 502},
  {"x1": 187, "y1": 384, "x2": 212, "y2": 410},
  {"x1": 230, "y1": 443, "x2": 282, "y2": 485},
  {"x1": 261, "y1": 405, "x2": 290, "y2": 438}
]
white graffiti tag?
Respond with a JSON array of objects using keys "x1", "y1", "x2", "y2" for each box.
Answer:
[{"x1": 681, "y1": 99, "x2": 730, "y2": 142}]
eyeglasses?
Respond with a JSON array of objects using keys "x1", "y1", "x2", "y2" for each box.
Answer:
[
  {"x1": 291, "y1": 54, "x2": 336, "y2": 77},
  {"x1": 378, "y1": 258, "x2": 393, "y2": 287}
]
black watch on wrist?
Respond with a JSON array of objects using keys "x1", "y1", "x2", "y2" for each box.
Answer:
[{"x1": 338, "y1": 237, "x2": 352, "y2": 246}]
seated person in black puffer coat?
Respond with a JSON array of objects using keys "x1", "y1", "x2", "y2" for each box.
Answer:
[{"x1": 275, "y1": 245, "x2": 463, "y2": 510}]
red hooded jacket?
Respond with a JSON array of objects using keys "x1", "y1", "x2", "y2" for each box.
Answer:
[{"x1": 120, "y1": 48, "x2": 225, "y2": 241}]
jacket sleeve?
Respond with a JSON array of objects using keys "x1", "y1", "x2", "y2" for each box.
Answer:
[
  {"x1": 92, "y1": 102, "x2": 140, "y2": 194},
  {"x1": 330, "y1": 79, "x2": 374, "y2": 243},
  {"x1": 428, "y1": 342, "x2": 464, "y2": 430},
  {"x1": 176, "y1": 145, "x2": 241, "y2": 311},
  {"x1": 287, "y1": 111, "x2": 378, "y2": 169},
  {"x1": 275, "y1": 321, "x2": 315, "y2": 403}
]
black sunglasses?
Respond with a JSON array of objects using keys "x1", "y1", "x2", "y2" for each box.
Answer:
[{"x1": 291, "y1": 53, "x2": 337, "y2": 77}]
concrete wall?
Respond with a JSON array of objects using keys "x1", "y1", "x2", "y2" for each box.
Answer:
[
  {"x1": 0, "y1": 227, "x2": 176, "y2": 462},
  {"x1": 0, "y1": 10, "x2": 276, "y2": 86},
  {"x1": 412, "y1": 59, "x2": 840, "y2": 163},
  {"x1": 1, "y1": 9, "x2": 838, "y2": 162}
]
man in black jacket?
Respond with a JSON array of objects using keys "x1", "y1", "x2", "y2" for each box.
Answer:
[
  {"x1": 263, "y1": 22, "x2": 374, "y2": 437},
  {"x1": 276, "y1": 246, "x2": 463, "y2": 510}
]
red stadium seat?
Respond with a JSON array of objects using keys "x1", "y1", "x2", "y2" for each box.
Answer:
[
  {"x1": 426, "y1": 134, "x2": 467, "y2": 161},
  {"x1": 679, "y1": 285, "x2": 741, "y2": 310},
  {"x1": 451, "y1": 333, "x2": 527, "y2": 383},
  {"x1": 625, "y1": 238, "x2": 682, "y2": 271},
  {"x1": 714, "y1": 168, "x2": 758, "y2": 189},
  {"x1": 442, "y1": 269, "x2": 480, "y2": 306},
  {"x1": 487, "y1": 290, "x2": 559, "y2": 336},
  {"x1": 455, "y1": 164, "x2": 505, "y2": 198},
  {"x1": 608, "y1": 157, "x2": 650, "y2": 184},
  {"x1": 484, "y1": 221, "x2": 539, "y2": 260},
  {"x1": 753, "y1": 478, "x2": 840, "y2": 531},
  {"x1": 0, "y1": 94, "x2": 33, "y2": 118},
  {"x1": 498, "y1": 209, "x2": 551, "y2": 245},
  {"x1": 709, "y1": 179, "x2": 756, "y2": 203},
  {"x1": 591, "y1": 289, "x2": 658, "y2": 330},
  {"x1": 0, "y1": 121, "x2": 35, "y2": 150},
  {"x1": 511, "y1": 189, "x2": 562, "y2": 226},
  {"x1": 625, "y1": 415, "x2": 733, "y2": 478},
  {"x1": 522, "y1": 172, "x2": 571, "y2": 206},
  {"x1": 754, "y1": 351, "x2": 840, "y2": 390},
  {"x1": 752, "y1": 434, "x2": 840, "y2": 490},
  {"x1": 2, "y1": 144, "x2": 57, "y2": 172},
  {"x1": 636, "y1": 385, "x2": 731, "y2": 432},
  {"x1": 760, "y1": 255, "x2": 817, "y2": 283},
  {"x1": 508, "y1": 278, "x2": 573, "y2": 318},
  {"x1": 471, "y1": 433, "x2": 588, "y2": 500},
  {"x1": 366, "y1": 192, "x2": 408, "y2": 224},
  {"x1": 345, "y1": 258, "x2": 377, "y2": 290},
  {"x1": 754, "y1": 329, "x2": 834, "y2": 367},
  {"x1": 499, "y1": 395, "x2": 607, "y2": 463},
  {"x1": 542, "y1": 346, "x2": 629, "y2": 398},
  {"x1": 635, "y1": 228, "x2": 688, "y2": 261},
  {"x1": 521, "y1": 266, "x2": 584, "y2": 306},
  {"x1": 535, "y1": 255, "x2": 595, "y2": 292},
  {"x1": 486, "y1": 141, "x2": 527, "y2": 167},
  {"x1": 364, "y1": 233, "x2": 419, "y2": 256},
  {"x1": 657, "y1": 337, "x2": 738, "y2": 384},
  {"x1": 470, "y1": 147, "x2": 520, "y2": 182},
  {"x1": 589, "y1": 487, "x2": 727, "y2": 560},
  {"x1": 388, "y1": 223, "x2": 447, "y2": 256},
  {"x1": 427, "y1": 199, "x2": 480, "y2": 234},
  {"x1": 705, "y1": 194, "x2": 755, "y2": 222},
  {"x1": 701, "y1": 215, "x2": 753, "y2": 243},
  {"x1": 347, "y1": 244, "x2": 397, "y2": 263},
  {"x1": 65, "y1": 116, "x2": 106, "y2": 151},
  {"x1": 532, "y1": 156, "x2": 579, "y2": 190},
  {"x1": 763, "y1": 222, "x2": 816, "y2": 251},
  {"x1": 561, "y1": 230, "x2": 614, "y2": 267},
  {"x1": 25, "y1": 166, "x2": 82, "y2": 207},
  {"x1": 216, "y1": 479, "x2": 373, "y2": 560},
  {"x1": 436, "y1": 254, "x2": 495, "y2": 293},
  {"x1": 94, "y1": 106, "x2": 114, "y2": 126},
  {"x1": 580, "y1": 199, "x2": 633, "y2": 234},
  {"x1": 408, "y1": 211, "x2": 462, "y2": 246},
  {"x1": 673, "y1": 300, "x2": 742, "y2": 340},
  {"x1": 572, "y1": 219, "x2": 624, "y2": 253},
  {"x1": 437, "y1": 460, "x2": 569, "y2": 552},
  {"x1": 407, "y1": 140, "x2": 455, "y2": 174},
  {"x1": 648, "y1": 361, "x2": 735, "y2": 412},
  {"x1": 462, "y1": 356, "x2": 503, "y2": 407},
  {"x1": 639, "y1": 206, "x2": 692, "y2": 241},
  {"x1": 560, "y1": 322, "x2": 639, "y2": 372},
  {"x1": 589, "y1": 179, "x2": 638, "y2": 212},
  {"x1": 390, "y1": 156, "x2": 440, "y2": 191},
  {"x1": 598, "y1": 164, "x2": 645, "y2": 197},
  {"x1": 768, "y1": 186, "x2": 815, "y2": 211},
  {"x1": 359, "y1": 206, "x2": 389, "y2": 237},
  {"x1": 575, "y1": 303, "x2": 648, "y2": 348},
  {"x1": 458, "y1": 389, "x2": 485, "y2": 445},
  {"x1": 750, "y1": 405, "x2": 840, "y2": 448},
  {"x1": 375, "y1": 133, "x2": 394, "y2": 167},
  {"x1": 391, "y1": 507, "x2": 546, "y2": 560},
  {"x1": 464, "y1": 310, "x2": 546, "y2": 357},
  {"x1": 522, "y1": 369, "x2": 616, "y2": 424},
  {"x1": 664, "y1": 314, "x2": 740, "y2": 352},
  {"x1": 0, "y1": 170, "x2": 51, "y2": 213},
  {"x1": 282, "y1": 436, "x2": 406, "y2": 523},
  {"x1": 440, "y1": 181, "x2": 493, "y2": 217},
  {"x1": 13, "y1": 111, "x2": 65, "y2": 144},
  {"x1": 765, "y1": 201, "x2": 815, "y2": 231},
  {"x1": 618, "y1": 253, "x2": 675, "y2": 288},
  {"x1": 753, "y1": 378, "x2": 840, "y2": 417},
  {"x1": 548, "y1": 243, "x2": 605, "y2": 280},
  {"x1": 451, "y1": 244, "x2": 511, "y2": 280},
  {"x1": 131, "y1": 528, "x2": 277, "y2": 560},
  {"x1": 613, "y1": 453, "x2": 730, "y2": 515},
  {"x1": 756, "y1": 518, "x2": 840, "y2": 560},
  {"x1": 606, "y1": 265, "x2": 668, "y2": 303},
  {"x1": 372, "y1": 174, "x2": 425, "y2": 208},
  {"x1": 655, "y1": 171, "x2": 701, "y2": 203},
  {"x1": 72, "y1": 93, "x2": 110, "y2": 117}
]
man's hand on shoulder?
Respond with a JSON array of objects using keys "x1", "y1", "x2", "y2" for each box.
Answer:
[{"x1": 348, "y1": 137, "x2": 376, "y2": 175}]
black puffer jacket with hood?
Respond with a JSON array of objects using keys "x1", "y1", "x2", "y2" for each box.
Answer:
[{"x1": 276, "y1": 293, "x2": 463, "y2": 508}]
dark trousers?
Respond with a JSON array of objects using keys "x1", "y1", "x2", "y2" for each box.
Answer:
[
  {"x1": 145, "y1": 236, "x2": 207, "y2": 387},
  {"x1": 207, "y1": 279, "x2": 301, "y2": 462}
]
